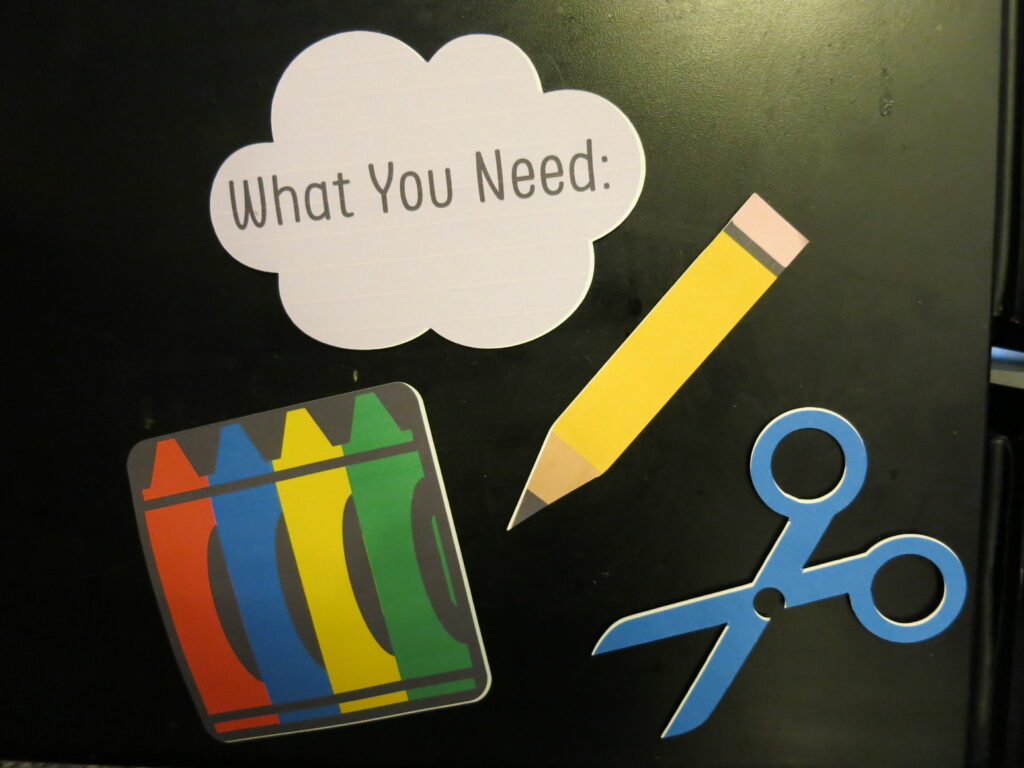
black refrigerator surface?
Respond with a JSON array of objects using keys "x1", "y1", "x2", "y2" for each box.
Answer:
[{"x1": 3, "y1": 2, "x2": 1016, "y2": 767}]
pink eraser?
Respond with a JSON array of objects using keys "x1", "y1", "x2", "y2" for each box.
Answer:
[{"x1": 730, "y1": 193, "x2": 808, "y2": 268}]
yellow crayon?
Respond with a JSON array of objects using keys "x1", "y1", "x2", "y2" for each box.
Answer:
[
  {"x1": 274, "y1": 408, "x2": 407, "y2": 712},
  {"x1": 508, "y1": 194, "x2": 808, "y2": 529}
]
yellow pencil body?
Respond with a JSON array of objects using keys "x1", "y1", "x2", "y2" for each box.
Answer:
[{"x1": 556, "y1": 231, "x2": 775, "y2": 473}]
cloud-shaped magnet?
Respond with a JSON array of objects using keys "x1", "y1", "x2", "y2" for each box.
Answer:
[{"x1": 210, "y1": 32, "x2": 645, "y2": 349}]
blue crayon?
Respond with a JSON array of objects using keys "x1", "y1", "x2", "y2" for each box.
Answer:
[{"x1": 209, "y1": 424, "x2": 336, "y2": 723}]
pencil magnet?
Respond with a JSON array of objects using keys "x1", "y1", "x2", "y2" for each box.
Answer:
[{"x1": 509, "y1": 194, "x2": 809, "y2": 528}]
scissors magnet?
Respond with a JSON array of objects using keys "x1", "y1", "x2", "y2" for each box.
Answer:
[{"x1": 594, "y1": 407, "x2": 967, "y2": 737}]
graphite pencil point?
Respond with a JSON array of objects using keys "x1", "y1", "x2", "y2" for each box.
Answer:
[{"x1": 507, "y1": 490, "x2": 547, "y2": 530}]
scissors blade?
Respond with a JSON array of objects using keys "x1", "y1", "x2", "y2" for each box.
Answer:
[
  {"x1": 663, "y1": 608, "x2": 768, "y2": 737},
  {"x1": 594, "y1": 584, "x2": 755, "y2": 655}
]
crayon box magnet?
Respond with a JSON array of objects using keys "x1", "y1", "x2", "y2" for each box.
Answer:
[{"x1": 127, "y1": 383, "x2": 490, "y2": 741}]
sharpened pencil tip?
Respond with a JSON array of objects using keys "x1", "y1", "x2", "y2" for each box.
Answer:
[{"x1": 506, "y1": 490, "x2": 547, "y2": 530}]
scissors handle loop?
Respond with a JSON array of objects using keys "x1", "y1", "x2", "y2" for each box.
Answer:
[
  {"x1": 847, "y1": 534, "x2": 968, "y2": 643},
  {"x1": 750, "y1": 407, "x2": 867, "y2": 522}
]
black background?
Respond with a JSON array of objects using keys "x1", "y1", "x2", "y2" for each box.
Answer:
[{"x1": 3, "y1": 1, "x2": 1000, "y2": 766}]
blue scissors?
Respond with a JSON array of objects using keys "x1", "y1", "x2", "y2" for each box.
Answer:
[{"x1": 593, "y1": 407, "x2": 967, "y2": 738}]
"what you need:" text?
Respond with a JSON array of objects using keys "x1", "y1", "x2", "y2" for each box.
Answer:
[{"x1": 228, "y1": 139, "x2": 610, "y2": 229}]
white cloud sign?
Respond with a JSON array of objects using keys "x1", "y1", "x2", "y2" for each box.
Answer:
[{"x1": 210, "y1": 32, "x2": 645, "y2": 349}]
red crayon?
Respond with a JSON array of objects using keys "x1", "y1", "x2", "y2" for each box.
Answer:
[{"x1": 143, "y1": 439, "x2": 277, "y2": 728}]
